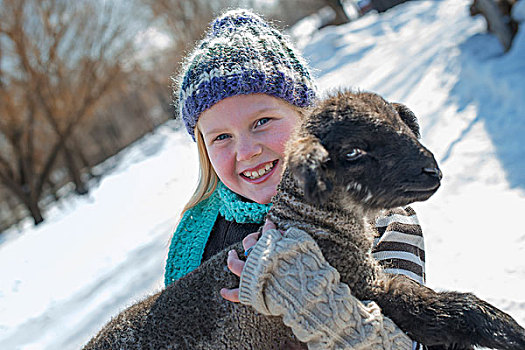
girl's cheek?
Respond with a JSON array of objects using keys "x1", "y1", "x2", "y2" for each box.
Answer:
[
  {"x1": 205, "y1": 146, "x2": 220, "y2": 170},
  {"x1": 208, "y1": 147, "x2": 234, "y2": 175},
  {"x1": 269, "y1": 131, "x2": 291, "y2": 156}
]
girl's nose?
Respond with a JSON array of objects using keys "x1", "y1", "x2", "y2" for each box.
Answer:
[{"x1": 236, "y1": 137, "x2": 262, "y2": 162}]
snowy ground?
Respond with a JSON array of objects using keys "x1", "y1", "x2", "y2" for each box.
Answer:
[{"x1": 1, "y1": 0, "x2": 524, "y2": 349}]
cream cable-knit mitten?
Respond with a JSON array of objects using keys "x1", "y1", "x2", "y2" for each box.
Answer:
[{"x1": 239, "y1": 227, "x2": 413, "y2": 350}]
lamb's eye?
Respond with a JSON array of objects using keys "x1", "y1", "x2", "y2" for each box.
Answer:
[{"x1": 345, "y1": 148, "x2": 364, "y2": 161}]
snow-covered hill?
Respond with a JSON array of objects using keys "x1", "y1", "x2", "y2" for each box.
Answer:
[{"x1": 1, "y1": 0, "x2": 524, "y2": 348}]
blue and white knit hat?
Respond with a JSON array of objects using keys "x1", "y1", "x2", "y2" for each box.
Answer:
[{"x1": 176, "y1": 9, "x2": 317, "y2": 141}]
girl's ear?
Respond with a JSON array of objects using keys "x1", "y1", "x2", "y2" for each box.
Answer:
[
  {"x1": 286, "y1": 134, "x2": 332, "y2": 204},
  {"x1": 392, "y1": 103, "x2": 421, "y2": 139}
]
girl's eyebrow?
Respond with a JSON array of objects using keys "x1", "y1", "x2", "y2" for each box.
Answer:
[
  {"x1": 202, "y1": 128, "x2": 225, "y2": 137},
  {"x1": 251, "y1": 106, "x2": 281, "y2": 115},
  {"x1": 247, "y1": 105, "x2": 286, "y2": 120}
]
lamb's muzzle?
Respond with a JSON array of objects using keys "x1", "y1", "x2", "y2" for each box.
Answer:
[{"x1": 286, "y1": 91, "x2": 443, "y2": 211}]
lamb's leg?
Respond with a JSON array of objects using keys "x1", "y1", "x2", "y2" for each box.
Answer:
[{"x1": 372, "y1": 274, "x2": 525, "y2": 350}]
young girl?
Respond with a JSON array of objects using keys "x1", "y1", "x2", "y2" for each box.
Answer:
[{"x1": 166, "y1": 9, "x2": 425, "y2": 349}]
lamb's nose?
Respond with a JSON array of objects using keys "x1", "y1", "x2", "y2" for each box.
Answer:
[{"x1": 423, "y1": 167, "x2": 442, "y2": 180}]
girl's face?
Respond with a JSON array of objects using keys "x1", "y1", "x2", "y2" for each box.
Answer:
[{"x1": 198, "y1": 94, "x2": 300, "y2": 204}]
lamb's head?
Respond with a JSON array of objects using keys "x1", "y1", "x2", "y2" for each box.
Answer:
[{"x1": 285, "y1": 90, "x2": 441, "y2": 212}]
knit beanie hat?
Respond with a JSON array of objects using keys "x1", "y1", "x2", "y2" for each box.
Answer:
[{"x1": 176, "y1": 9, "x2": 317, "y2": 141}]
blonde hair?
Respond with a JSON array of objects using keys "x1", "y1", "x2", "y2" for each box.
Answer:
[
  {"x1": 181, "y1": 124, "x2": 219, "y2": 216},
  {"x1": 180, "y1": 103, "x2": 309, "y2": 217}
]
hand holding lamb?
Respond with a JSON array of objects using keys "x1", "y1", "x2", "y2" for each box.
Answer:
[
  {"x1": 238, "y1": 225, "x2": 414, "y2": 349},
  {"x1": 220, "y1": 223, "x2": 268, "y2": 303}
]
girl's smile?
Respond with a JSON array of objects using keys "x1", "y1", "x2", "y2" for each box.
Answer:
[
  {"x1": 240, "y1": 160, "x2": 278, "y2": 182},
  {"x1": 198, "y1": 94, "x2": 300, "y2": 204}
]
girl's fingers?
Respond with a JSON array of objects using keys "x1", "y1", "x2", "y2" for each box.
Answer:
[
  {"x1": 263, "y1": 218, "x2": 276, "y2": 232},
  {"x1": 227, "y1": 250, "x2": 244, "y2": 277},
  {"x1": 223, "y1": 222, "x2": 279, "y2": 304},
  {"x1": 242, "y1": 219, "x2": 278, "y2": 251},
  {"x1": 242, "y1": 232, "x2": 260, "y2": 250},
  {"x1": 220, "y1": 288, "x2": 240, "y2": 303},
  {"x1": 223, "y1": 221, "x2": 279, "y2": 304},
  {"x1": 222, "y1": 251, "x2": 243, "y2": 303}
]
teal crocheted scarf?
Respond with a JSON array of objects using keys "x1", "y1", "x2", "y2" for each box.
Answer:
[{"x1": 164, "y1": 182, "x2": 271, "y2": 286}]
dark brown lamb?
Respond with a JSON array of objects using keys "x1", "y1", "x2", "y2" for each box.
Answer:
[{"x1": 83, "y1": 91, "x2": 525, "y2": 350}]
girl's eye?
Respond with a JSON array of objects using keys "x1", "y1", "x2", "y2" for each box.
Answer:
[
  {"x1": 215, "y1": 134, "x2": 230, "y2": 141},
  {"x1": 255, "y1": 118, "x2": 270, "y2": 128}
]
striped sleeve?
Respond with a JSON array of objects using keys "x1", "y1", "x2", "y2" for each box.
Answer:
[
  {"x1": 371, "y1": 206, "x2": 426, "y2": 350},
  {"x1": 371, "y1": 206, "x2": 426, "y2": 285}
]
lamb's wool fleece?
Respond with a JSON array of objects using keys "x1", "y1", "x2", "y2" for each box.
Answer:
[{"x1": 83, "y1": 91, "x2": 525, "y2": 350}]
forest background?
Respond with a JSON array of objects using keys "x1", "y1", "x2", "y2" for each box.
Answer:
[{"x1": 0, "y1": 0, "x2": 370, "y2": 233}]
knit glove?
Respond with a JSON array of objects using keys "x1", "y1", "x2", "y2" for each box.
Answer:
[{"x1": 239, "y1": 227, "x2": 413, "y2": 350}]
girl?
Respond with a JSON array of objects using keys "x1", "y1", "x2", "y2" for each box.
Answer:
[{"x1": 166, "y1": 9, "x2": 425, "y2": 349}]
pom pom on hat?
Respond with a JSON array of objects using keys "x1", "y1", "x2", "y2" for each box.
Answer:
[{"x1": 175, "y1": 9, "x2": 317, "y2": 141}]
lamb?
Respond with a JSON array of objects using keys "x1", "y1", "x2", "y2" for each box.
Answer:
[{"x1": 83, "y1": 91, "x2": 525, "y2": 350}]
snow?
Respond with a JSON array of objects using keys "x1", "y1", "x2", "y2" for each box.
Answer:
[
  {"x1": 1, "y1": 0, "x2": 524, "y2": 348},
  {"x1": 0, "y1": 125, "x2": 198, "y2": 349},
  {"x1": 513, "y1": 0, "x2": 525, "y2": 22}
]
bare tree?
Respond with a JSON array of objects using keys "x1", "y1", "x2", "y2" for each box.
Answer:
[
  {"x1": 0, "y1": 81, "x2": 50, "y2": 224},
  {"x1": 141, "y1": 0, "x2": 244, "y2": 73},
  {"x1": 470, "y1": 0, "x2": 518, "y2": 52},
  {"x1": 323, "y1": 0, "x2": 351, "y2": 26},
  {"x1": 0, "y1": 0, "x2": 143, "y2": 224}
]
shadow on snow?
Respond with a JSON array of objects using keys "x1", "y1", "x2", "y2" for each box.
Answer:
[{"x1": 445, "y1": 32, "x2": 525, "y2": 190}]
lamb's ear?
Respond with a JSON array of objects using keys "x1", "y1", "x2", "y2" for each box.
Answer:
[
  {"x1": 392, "y1": 103, "x2": 421, "y2": 139},
  {"x1": 286, "y1": 134, "x2": 332, "y2": 204}
]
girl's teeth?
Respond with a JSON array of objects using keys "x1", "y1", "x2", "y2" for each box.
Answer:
[{"x1": 243, "y1": 162, "x2": 275, "y2": 179}]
